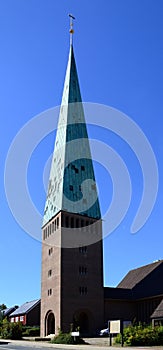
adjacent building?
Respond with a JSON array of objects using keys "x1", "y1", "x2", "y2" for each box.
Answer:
[
  {"x1": 104, "y1": 260, "x2": 163, "y2": 326},
  {"x1": 9, "y1": 299, "x2": 40, "y2": 326},
  {"x1": 151, "y1": 299, "x2": 163, "y2": 326},
  {"x1": 2, "y1": 306, "x2": 18, "y2": 321}
]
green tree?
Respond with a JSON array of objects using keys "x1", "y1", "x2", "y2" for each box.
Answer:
[
  {"x1": 0, "y1": 304, "x2": 7, "y2": 311},
  {"x1": 0, "y1": 304, "x2": 7, "y2": 322}
]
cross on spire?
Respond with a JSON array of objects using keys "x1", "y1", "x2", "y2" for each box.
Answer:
[{"x1": 69, "y1": 14, "x2": 75, "y2": 45}]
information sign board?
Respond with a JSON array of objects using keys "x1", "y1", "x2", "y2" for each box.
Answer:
[{"x1": 109, "y1": 320, "x2": 121, "y2": 334}]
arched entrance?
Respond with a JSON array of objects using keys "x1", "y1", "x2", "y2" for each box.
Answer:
[
  {"x1": 45, "y1": 311, "x2": 55, "y2": 335},
  {"x1": 73, "y1": 311, "x2": 89, "y2": 335},
  {"x1": 78, "y1": 312, "x2": 89, "y2": 333}
]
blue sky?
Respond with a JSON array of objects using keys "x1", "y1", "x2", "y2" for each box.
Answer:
[{"x1": 0, "y1": 0, "x2": 163, "y2": 307}]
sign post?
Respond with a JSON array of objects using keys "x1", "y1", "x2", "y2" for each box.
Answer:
[
  {"x1": 120, "y1": 319, "x2": 124, "y2": 347},
  {"x1": 109, "y1": 320, "x2": 124, "y2": 347},
  {"x1": 71, "y1": 331, "x2": 80, "y2": 343}
]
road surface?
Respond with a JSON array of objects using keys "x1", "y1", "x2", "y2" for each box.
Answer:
[{"x1": 0, "y1": 339, "x2": 163, "y2": 350}]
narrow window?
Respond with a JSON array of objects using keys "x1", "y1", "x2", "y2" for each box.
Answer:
[
  {"x1": 76, "y1": 218, "x2": 79, "y2": 228},
  {"x1": 48, "y1": 269, "x2": 52, "y2": 277},
  {"x1": 71, "y1": 217, "x2": 74, "y2": 228},
  {"x1": 79, "y1": 286, "x2": 87, "y2": 295},
  {"x1": 48, "y1": 288, "x2": 52, "y2": 296},
  {"x1": 69, "y1": 185, "x2": 73, "y2": 191},
  {"x1": 79, "y1": 266, "x2": 87, "y2": 275},
  {"x1": 79, "y1": 246, "x2": 87, "y2": 254},
  {"x1": 48, "y1": 247, "x2": 53, "y2": 256},
  {"x1": 57, "y1": 217, "x2": 59, "y2": 229},
  {"x1": 66, "y1": 216, "x2": 69, "y2": 228}
]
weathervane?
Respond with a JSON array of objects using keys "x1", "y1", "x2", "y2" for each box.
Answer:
[{"x1": 69, "y1": 14, "x2": 75, "y2": 44}]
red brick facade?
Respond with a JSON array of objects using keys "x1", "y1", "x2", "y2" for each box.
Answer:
[{"x1": 41, "y1": 212, "x2": 104, "y2": 336}]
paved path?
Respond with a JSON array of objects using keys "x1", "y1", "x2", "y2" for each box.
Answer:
[{"x1": 0, "y1": 339, "x2": 163, "y2": 350}]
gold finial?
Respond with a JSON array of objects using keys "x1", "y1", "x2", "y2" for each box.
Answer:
[{"x1": 69, "y1": 14, "x2": 75, "y2": 44}]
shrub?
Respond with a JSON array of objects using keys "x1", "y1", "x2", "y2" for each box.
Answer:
[
  {"x1": 1, "y1": 318, "x2": 22, "y2": 340},
  {"x1": 9, "y1": 322, "x2": 22, "y2": 340},
  {"x1": 0, "y1": 318, "x2": 10, "y2": 339},
  {"x1": 115, "y1": 324, "x2": 163, "y2": 346},
  {"x1": 50, "y1": 330, "x2": 85, "y2": 344},
  {"x1": 22, "y1": 326, "x2": 40, "y2": 337}
]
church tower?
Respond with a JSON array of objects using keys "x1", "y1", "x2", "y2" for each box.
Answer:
[{"x1": 41, "y1": 19, "x2": 104, "y2": 336}]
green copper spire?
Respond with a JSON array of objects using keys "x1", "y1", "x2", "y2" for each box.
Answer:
[{"x1": 43, "y1": 44, "x2": 101, "y2": 226}]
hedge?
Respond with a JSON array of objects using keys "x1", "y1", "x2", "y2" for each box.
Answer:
[
  {"x1": 115, "y1": 324, "x2": 163, "y2": 346},
  {"x1": 22, "y1": 326, "x2": 40, "y2": 337}
]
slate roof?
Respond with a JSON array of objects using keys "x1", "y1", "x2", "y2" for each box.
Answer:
[
  {"x1": 3, "y1": 306, "x2": 18, "y2": 317},
  {"x1": 43, "y1": 44, "x2": 101, "y2": 226},
  {"x1": 151, "y1": 299, "x2": 163, "y2": 319},
  {"x1": 10, "y1": 299, "x2": 40, "y2": 316},
  {"x1": 117, "y1": 260, "x2": 163, "y2": 289}
]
